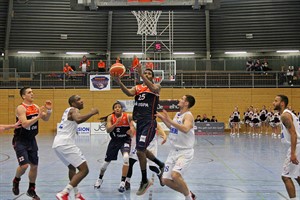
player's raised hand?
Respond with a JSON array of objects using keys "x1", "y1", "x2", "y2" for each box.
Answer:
[
  {"x1": 91, "y1": 108, "x2": 99, "y2": 115},
  {"x1": 45, "y1": 100, "x2": 52, "y2": 110}
]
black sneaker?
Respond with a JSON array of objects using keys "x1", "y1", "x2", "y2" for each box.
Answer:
[
  {"x1": 12, "y1": 179, "x2": 20, "y2": 195},
  {"x1": 26, "y1": 188, "x2": 40, "y2": 200},
  {"x1": 157, "y1": 163, "x2": 165, "y2": 186},
  {"x1": 190, "y1": 191, "x2": 197, "y2": 200},
  {"x1": 125, "y1": 181, "x2": 131, "y2": 190}
]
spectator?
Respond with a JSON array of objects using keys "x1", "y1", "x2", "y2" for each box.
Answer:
[
  {"x1": 254, "y1": 59, "x2": 263, "y2": 71},
  {"x1": 130, "y1": 55, "x2": 140, "y2": 80},
  {"x1": 194, "y1": 115, "x2": 201, "y2": 123},
  {"x1": 116, "y1": 56, "x2": 122, "y2": 64},
  {"x1": 201, "y1": 114, "x2": 210, "y2": 122},
  {"x1": 296, "y1": 67, "x2": 300, "y2": 80},
  {"x1": 97, "y1": 59, "x2": 106, "y2": 73},
  {"x1": 210, "y1": 116, "x2": 218, "y2": 122},
  {"x1": 60, "y1": 63, "x2": 74, "y2": 80},
  {"x1": 262, "y1": 58, "x2": 272, "y2": 71},
  {"x1": 287, "y1": 66, "x2": 295, "y2": 86},
  {"x1": 246, "y1": 57, "x2": 254, "y2": 71},
  {"x1": 145, "y1": 57, "x2": 154, "y2": 70},
  {"x1": 79, "y1": 55, "x2": 90, "y2": 73}
]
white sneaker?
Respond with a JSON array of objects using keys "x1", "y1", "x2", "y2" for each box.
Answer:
[
  {"x1": 94, "y1": 179, "x2": 103, "y2": 189},
  {"x1": 118, "y1": 181, "x2": 125, "y2": 193}
]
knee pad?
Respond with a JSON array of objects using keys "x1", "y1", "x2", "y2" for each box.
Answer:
[
  {"x1": 101, "y1": 161, "x2": 110, "y2": 171},
  {"x1": 123, "y1": 153, "x2": 129, "y2": 166}
]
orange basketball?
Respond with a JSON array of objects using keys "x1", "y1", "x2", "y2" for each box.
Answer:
[{"x1": 109, "y1": 63, "x2": 126, "y2": 77}]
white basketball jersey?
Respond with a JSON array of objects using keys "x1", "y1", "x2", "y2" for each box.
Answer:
[
  {"x1": 281, "y1": 109, "x2": 300, "y2": 144},
  {"x1": 169, "y1": 111, "x2": 195, "y2": 150},
  {"x1": 52, "y1": 107, "x2": 78, "y2": 148}
]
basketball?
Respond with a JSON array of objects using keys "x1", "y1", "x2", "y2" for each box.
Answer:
[{"x1": 109, "y1": 63, "x2": 126, "y2": 77}]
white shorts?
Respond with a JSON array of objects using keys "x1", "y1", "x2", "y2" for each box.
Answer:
[
  {"x1": 162, "y1": 148, "x2": 194, "y2": 180},
  {"x1": 282, "y1": 144, "x2": 300, "y2": 178},
  {"x1": 129, "y1": 135, "x2": 158, "y2": 167},
  {"x1": 54, "y1": 145, "x2": 86, "y2": 168}
]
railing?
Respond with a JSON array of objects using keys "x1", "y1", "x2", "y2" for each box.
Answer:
[{"x1": 0, "y1": 71, "x2": 297, "y2": 89}]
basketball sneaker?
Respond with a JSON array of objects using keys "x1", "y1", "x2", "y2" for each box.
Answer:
[
  {"x1": 56, "y1": 191, "x2": 69, "y2": 200},
  {"x1": 12, "y1": 178, "x2": 20, "y2": 195},
  {"x1": 75, "y1": 192, "x2": 85, "y2": 200},
  {"x1": 157, "y1": 163, "x2": 165, "y2": 186},
  {"x1": 190, "y1": 191, "x2": 197, "y2": 200},
  {"x1": 26, "y1": 187, "x2": 40, "y2": 200},
  {"x1": 125, "y1": 181, "x2": 131, "y2": 190},
  {"x1": 94, "y1": 179, "x2": 103, "y2": 189},
  {"x1": 136, "y1": 179, "x2": 153, "y2": 196},
  {"x1": 118, "y1": 181, "x2": 125, "y2": 193}
]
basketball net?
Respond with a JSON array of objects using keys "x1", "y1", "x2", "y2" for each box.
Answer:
[{"x1": 132, "y1": 10, "x2": 162, "y2": 35}]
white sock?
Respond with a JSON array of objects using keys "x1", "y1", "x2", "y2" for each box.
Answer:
[
  {"x1": 290, "y1": 198, "x2": 297, "y2": 200},
  {"x1": 62, "y1": 184, "x2": 73, "y2": 194},
  {"x1": 125, "y1": 178, "x2": 131, "y2": 183}
]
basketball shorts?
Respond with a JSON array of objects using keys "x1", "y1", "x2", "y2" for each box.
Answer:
[
  {"x1": 136, "y1": 120, "x2": 157, "y2": 151},
  {"x1": 13, "y1": 138, "x2": 39, "y2": 166},
  {"x1": 163, "y1": 148, "x2": 194, "y2": 180},
  {"x1": 105, "y1": 139, "x2": 131, "y2": 162},
  {"x1": 54, "y1": 145, "x2": 86, "y2": 168},
  {"x1": 282, "y1": 144, "x2": 300, "y2": 178}
]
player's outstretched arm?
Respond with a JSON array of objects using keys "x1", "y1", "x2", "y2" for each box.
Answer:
[
  {"x1": 70, "y1": 108, "x2": 99, "y2": 124},
  {"x1": 0, "y1": 121, "x2": 22, "y2": 133},
  {"x1": 112, "y1": 76, "x2": 136, "y2": 97}
]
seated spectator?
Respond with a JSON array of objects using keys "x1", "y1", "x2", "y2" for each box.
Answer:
[
  {"x1": 210, "y1": 116, "x2": 218, "y2": 122},
  {"x1": 297, "y1": 67, "x2": 300, "y2": 80},
  {"x1": 262, "y1": 58, "x2": 272, "y2": 71},
  {"x1": 130, "y1": 55, "x2": 139, "y2": 79},
  {"x1": 145, "y1": 57, "x2": 154, "y2": 70},
  {"x1": 201, "y1": 114, "x2": 210, "y2": 122},
  {"x1": 60, "y1": 63, "x2": 74, "y2": 80},
  {"x1": 254, "y1": 59, "x2": 263, "y2": 71},
  {"x1": 79, "y1": 55, "x2": 90, "y2": 73},
  {"x1": 246, "y1": 57, "x2": 254, "y2": 71},
  {"x1": 97, "y1": 59, "x2": 106, "y2": 73},
  {"x1": 194, "y1": 115, "x2": 201, "y2": 123},
  {"x1": 116, "y1": 56, "x2": 122, "y2": 64}
]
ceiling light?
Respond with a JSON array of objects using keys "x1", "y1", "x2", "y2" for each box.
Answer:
[
  {"x1": 225, "y1": 51, "x2": 247, "y2": 54},
  {"x1": 173, "y1": 52, "x2": 195, "y2": 55},
  {"x1": 17, "y1": 51, "x2": 40, "y2": 54},
  {"x1": 276, "y1": 50, "x2": 299, "y2": 53}
]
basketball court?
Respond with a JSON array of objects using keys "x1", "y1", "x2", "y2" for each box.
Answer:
[{"x1": 0, "y1": 133, "x2": 291, "y2": 200}]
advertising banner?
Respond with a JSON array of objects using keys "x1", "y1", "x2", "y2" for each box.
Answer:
[
  {"x1": 194, "y1": 122, "x2": 225, "y2": 135},
  {"x1": 91, "y1": 122, "x2": 108, "y2": 135},
  {"x1": 117, "y1": 99, "x2": 179, "y2": 112},
  {"x1": 90, "y1": 75, "x2": 110, "y2": 91}
]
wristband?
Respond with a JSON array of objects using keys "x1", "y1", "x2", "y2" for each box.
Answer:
[{"x1": 47, "y1": 109, "x2": 53, "y2": 114}]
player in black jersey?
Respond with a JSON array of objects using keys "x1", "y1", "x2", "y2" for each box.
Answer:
[{"x1": 112, "y1": 65, "x2": 165, "y2": 195}]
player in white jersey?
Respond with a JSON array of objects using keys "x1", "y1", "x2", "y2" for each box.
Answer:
[
  {"x1": 53, "y1": 95, "x2": 99, "y2": 200},
  {"x1": 273, "y1": 94, "x2": 300, "y2": 200},
  {"x1": 156, "y1": 94, "x2": 196, "y2": 200}
]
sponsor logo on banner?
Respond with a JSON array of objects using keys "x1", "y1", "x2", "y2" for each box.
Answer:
[
  {"x1": 117, "y1": 99, "x2": 179, "y2": 112},
  {"x1": 91, "y1": 122, "x2": 107, "y2": 135},
  {"x1": 194, "y1": 122, "x2": 225, "y2": 135},
  {"x1": 77, "y1": 123, "x2": 91, "y2": 135},
  {"x1": 90, "y1": 75, "x2": 110, "y2": 91}
]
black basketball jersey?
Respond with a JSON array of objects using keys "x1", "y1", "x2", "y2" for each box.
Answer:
[{"x1": 133, "y1": 84, "x2": 159, "y2": 121}]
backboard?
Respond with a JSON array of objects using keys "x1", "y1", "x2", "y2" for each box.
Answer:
[{"x1": 72, "y1": 0, "x2": 220, "y2": 11}]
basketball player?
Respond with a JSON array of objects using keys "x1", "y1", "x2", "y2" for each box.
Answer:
[
  {"x1": 12, "y1": 87, "x2": 52, "y2": 200},
  {"x1": 112, "y1": 65, "x2": 165, "y2": 195},
  {"x1": 125, "y1": 122, "x2": 167, "y2": 190},
  {"x1": 54, "y1": 95, "x2": 99, "y2": 200},
  {"x1": 0, "y1": 121, "x2": 21, "y2": 133},
  {"x1": 156, "y1": 95, "x2": 196, "y2": 200},
  {"x1": 94, "y1": 102, "x2": 134, "y2": 193},
  {"x1": 273, "y1": 95, "x2": 300, "y2": 200}
]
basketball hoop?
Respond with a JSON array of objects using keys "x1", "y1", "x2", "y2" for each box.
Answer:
[{"x1": 132, "y1": 10, "x2": 162, "y2": 35}]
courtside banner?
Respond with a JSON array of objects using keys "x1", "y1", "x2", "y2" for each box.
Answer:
[
  {"x1": 90, "y1": 75, "x2": 110, "y2": 91},
  {"x1": 91, "y1": 122, "x2": 107, "y2": 135},
  {"x1": 57, "y1": 123, "x2": 91, "y2": 135},
  {"x1": 194, "y1": 122, "x2": 225, "y2": 135},
  {"x1": 117, "y1": 99, "x2": 179, "y2": 112}
]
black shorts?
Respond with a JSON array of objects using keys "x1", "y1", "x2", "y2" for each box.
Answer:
[
  {"x1": 12, "y1": 137, "x2": 39, "y2": 166},
  {"x1": 105, "y1": 139, "x2": 131, "y2": 162},
  {"x1": 135, "y1": 120, "x2": 157, "y2": 151}
]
